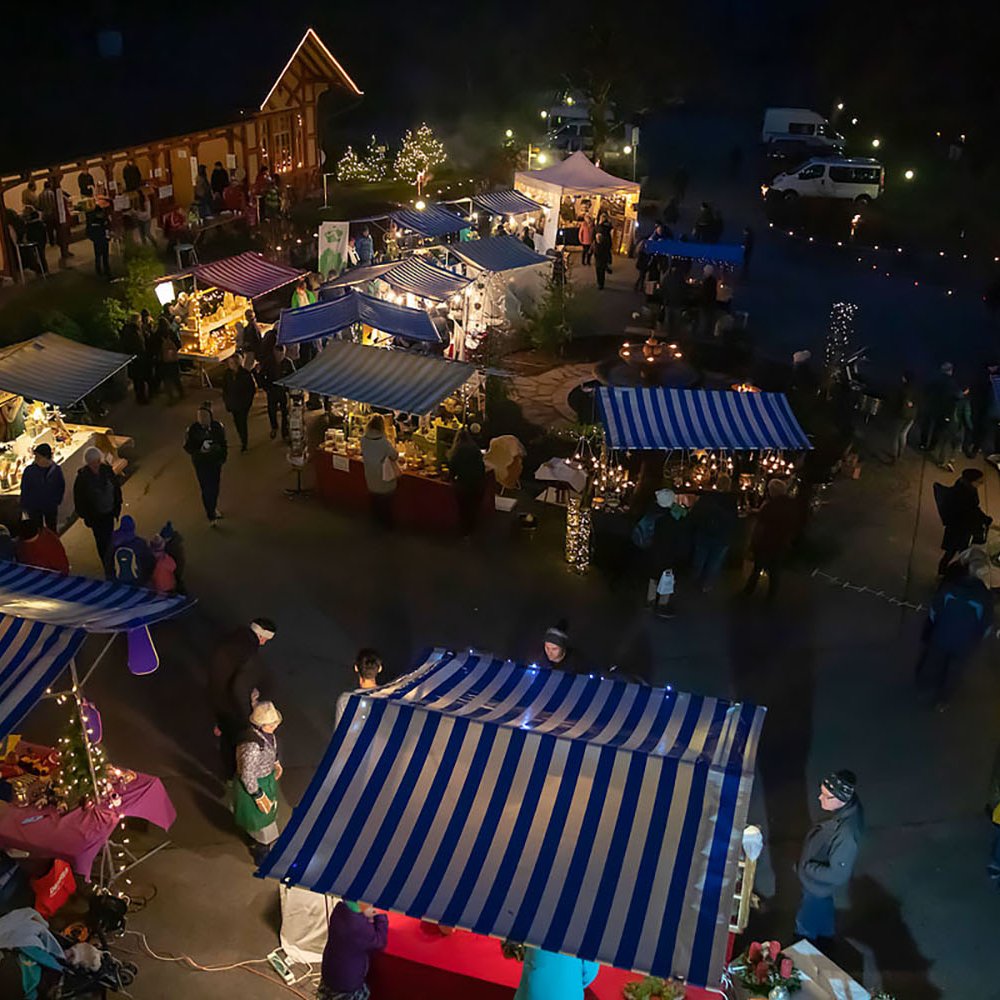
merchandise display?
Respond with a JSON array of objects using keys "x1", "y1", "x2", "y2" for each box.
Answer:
[{"x1": 169, "y1": 286, "x2": 249, "y2": 359}]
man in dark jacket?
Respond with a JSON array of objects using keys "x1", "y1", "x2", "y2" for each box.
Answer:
[
  {"x1": 122, "y1": 159, "x2": 142, "y2": 192},
  {"x1": 222, "y1": 354, "x2": 257, "y2": 452},
  {"x1": 73, "y1": 447, "x2": 122, "y2": 565},
  {"x1": 20, "y1": 443, "x2": 65, "y2": 530},
  {"x1": 936, "y1": 468, "x2": 991, "y2": 575},
  {"x1": 259, "y1": 346, "x2": 295, "y2": 442},
  {"x1": 183, "y1": 404, "x2": 228, "y2": 523},
  {"x1": 209, "y1": 618, "x2": 278, "y2": 779},
  {"x1": 689, "y1": 475, "x2": 740, "y2": 592},
  {"x1": 85, "y1": 200, "x2": 111, "y2": 278},
  {"x1": 120, "y1": 313, "x2": 150, "y2": 403},
  {"x1": 917, "y1": 559, "x2": 994, "y2": 708},
  {"x1": 920, "y1": 361, "x2": 959, "y2": 450},
  {"x1": 238, "y1": 309, "x2": 263, "y2": 363},
  {"x1": 796, "y1": 770, "x2": 864, "y2": 942},
  {"x1": 210, "y1": 161, "x2": 230, "y2": 200},
  {"x1": 743, "y1": 479, "x2": 801, "y2": 600},
  {"x1": 888, "y1": 371, "x2": 918, "y2": 462},
  {"x1": 593, "y1": 230, "x2": 612, "y2": 290}
]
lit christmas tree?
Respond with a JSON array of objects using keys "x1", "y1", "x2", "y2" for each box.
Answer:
[
  {"x1": 825, "y1": 302, "x2": 857, "y2": 382},
  {"x1": 362, "y1": 135, "x2": 388, "y2": 182},
  {"x1": 394, "y1": 123, "x2": 447, "y2": 184},
  {"x1": 52, "y1": 700, "x2": 110, "y2": 810},
  {"x1": 336, "y1": 145, "x2": 367, "y2": 183}
]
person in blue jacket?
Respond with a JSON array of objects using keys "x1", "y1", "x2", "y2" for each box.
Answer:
[
  {"x1": 19, "y1": 443, "x2": 65, "y2": 530},
  {"x1": 514, "y1": 947, "x2": 599, "y2": 1000}
]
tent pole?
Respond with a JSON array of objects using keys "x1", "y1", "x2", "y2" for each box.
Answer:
[{"x1": 77, "y1": 634, "x2": 118, "y2": 690}]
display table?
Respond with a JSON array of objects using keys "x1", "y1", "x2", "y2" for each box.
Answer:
[
  {"x1": 0, "y1": 766, "x2": 176, "y2": 881},
  {"x1": 783, "y1": 941, "x2": 870, "y2": 999},
  {"x1": 313, "y1": 451, "x2": 494, "y2": 532},
  {"x1": 368, "y1": 915, "x2": 720, "y2": 1000}
]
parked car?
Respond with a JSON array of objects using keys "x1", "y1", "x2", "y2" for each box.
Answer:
[
  {"x1": 761, "y1": 107, "x2": 845, "y2": 156},
  {"x1": 762, "y1": 157, "x2": 884, "y2": 204}
]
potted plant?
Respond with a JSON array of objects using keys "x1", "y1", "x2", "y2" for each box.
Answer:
[
  {"x1": 623, "y1": 975, "x2": 686, "y2": 1000},
  {"x1": 728, "y1": 940, "x2": 802, "y2": 998}
]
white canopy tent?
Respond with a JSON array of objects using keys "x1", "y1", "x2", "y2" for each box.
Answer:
[{"x1": 514, "y1": 151, "x2": 641, "y2": 251}]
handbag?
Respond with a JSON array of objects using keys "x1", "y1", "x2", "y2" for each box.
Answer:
[
  {"x1": 381, "y1": 456, "x2": 400, "y2": 483},
  {"x1": 656, "y1": 569, "x2": 675, "y2": 596},
  {"x1": 31, "y1": 858, "x2": 76, "y2": 917}
]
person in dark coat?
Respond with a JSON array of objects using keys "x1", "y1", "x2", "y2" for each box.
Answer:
[
  {"x1": 19, "y1": 443, "x2": 65, "y2": 530},
  {"x1": 320, "y1": 901, "x2": 388, "y2": 999},
  {"x1": 447, "y1": 428, "x2": 486, "y2": 536},
  {"x1": 936, "y1": 468, "x2": 991, "y2": 575},
  {"x1": 210, "y1": 161, "x2": 229, "y2": 200},
  {"x1": 120, "y1": 313, "x2": 150, "y2": 403},
  {"x1": 23, "y1": 207, "x2": 48, "y2": 275},
  {"x1": 645, "y1": 489, "x2": 690, "y2": 617},
  {"x1": 122, "y1": 159, "x2": 142, "y2": 192},
  {"x1": 259, "y1": 346, "x2": 295, "y2": 441},
  {"x1": 688, "y1": 475, "x2": 740, "y2": 592},
  {"x1": 593, "y1": 230, "x2": 612, "y2": 290},
  {"x1": 105, "y1": 514, "x2": 154, "y2": 584},
  {"x1": 888, "y1": 371, "x2": 918, "y2": 462},
  {"x1": 633, "y1": 238, "x2": 651, "y2": 292},
  {"x1": 222, "y1": 354, "x2": 257, "y2": 452},
  {"x1": 531, "y1": 620, "x2": 579, "y2": 671},
  {"x1": 209, "y1": 618, "x2": 278, "y2": 780},
  {"x1": 743, "y1": 478, "x2": 801, "y2": 600},
  {"x1": 85, "y1": 200, "x2": 111, "y2": 278},
  {"x1": 238, "y1": 309, "x2": 263, "y2": 364},
  {"x1": 155, "y1": 312, "x2": 184, "y2": 403},
  {"x1": 73, "y1": 447, "x2": 122, "y2": 566},
  {"x1": 183, "y1": 404, "x2": 228, "y2": 523},
  {"x1": 920, "y1": 362, "x2": 959, "y2": 450},
  {"x1": 796, "y1": 770, "x2": 864, "y2": 942},
  {"x1": 917, "y1": 555, "x2": 994, "y2": 709}
]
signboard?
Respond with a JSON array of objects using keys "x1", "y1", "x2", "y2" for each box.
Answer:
[
  {"x1": 226, "y1": 153, "x2": 237, "y2": 170},
  {"x1": 190, "y1": 157, "x2": 199, "y2": 185},
  {"x1": 158, "y1": 185, "x2": 173, "y2": 199},
  {"x1": 318, "y1": 221, "x2": 349, "y2": 279},
  {"x1": 112, "y1": 194, "x2": 130, "y2": 212}
]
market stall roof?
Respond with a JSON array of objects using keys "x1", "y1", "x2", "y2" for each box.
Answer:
[
  {"x1": 278, "y1": 341, "x2": 474, "y2": 415},
  {"x1": 0, "y1": 334, "x2": 133, "y2": 408},
  {"x1": 278, "y1": 289, "x2": 442, "y2": 345},
  {"x1": 390, "y1": 204, "x2": 470, "y2": 238},
  {"x1": 381, "y1": 257, "x2": 472, "y2": 301},
  {"x1": 259, "y1": 649, "x2": 765, "y2": 987},
  {"x1": 597, "y1": 387, "x2": 811, "y2": 451},
  {"x1": 448, "y1": 235, "x2": 550, "y2": 272},
  {"x1": 191, "y1": 252, "x2": 307, "y2": 299},
  {"x1": 644, "y1": 239, "x2": 744, "y2": 267},
  {"x1": 473, "y1": 188, "x2": 544, "y2": 216},
  {"x1": 515, "y1": 150, "x2": 641, "y2": 195},
  {"x1": 0, "y1": 564, "x2": 195, "y2": 739},
  {"x1": 322, "y1": 262, "x2": 400, "y2": 291}
]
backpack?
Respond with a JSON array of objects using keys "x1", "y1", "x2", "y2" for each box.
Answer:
[{"x1": 112, "y1": 545, "x2": 140, "y2": 584}]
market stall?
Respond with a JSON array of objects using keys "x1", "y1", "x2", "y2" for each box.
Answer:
[
  {"x1": 472, "y1": 188, "x2": 546, "y2": 238},
  {"x1": 0, "y1": 334, "x2": 134, "y2": 528},
  {"x1": 0, "y1": 562, "x2": 193, "y2": 885},
  {"x1": 514, "y1": 150, "x2": 640, "y2": 252},
  {"x1": 390, "y1": 203, "x2": 470, "y2": 247},
  {"x1": 278, "y1": 341, "x2": 490, "y2": 531},
  {"x1": 260, "y1": 648, "x2": 766, "y2": 995}
]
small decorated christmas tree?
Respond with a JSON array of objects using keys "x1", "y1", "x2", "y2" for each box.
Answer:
[
  {"x1": 363, "y1": 135, "x2": 388, "y2": 182},
  {"x1": 394, "y1": 123, "x2": 447, "y2": 184},
  {"x1": 53, "y1": 704, "x2": 109, "y2": 810},
  {"x1": 824, "y1": 301, "x2": 857, "y2": 382},
  {"x1": 336, "y1": 145, "x2": 367, "y2": 183}
]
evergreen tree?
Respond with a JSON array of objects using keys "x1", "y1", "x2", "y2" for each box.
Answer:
[
  {"x1": 824, "y1": 302, "x2": 857, "y2": 382},
  {"x1": 362, "y1": 135, "x2": 388, "y2": 182},
  {"x1": 336, "y1": 145, "x2": 367, "y2": 183},
  {"x1": 53, "y1": 703, "x2": 109, "y2": 810},
  {"x1": 394, "y1": 123, "x2": 447, "y2": 184}
]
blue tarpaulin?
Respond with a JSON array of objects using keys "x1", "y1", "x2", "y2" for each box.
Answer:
[
  {"x1": 260, "y1": 648, "x2": 765, "y2": 987},
  {"x1": 278, "y1": 289, "x2": 443, "y2": 345},
  {"x1": 473, "y1": 189, "x2": 543, "y2": 216},
  {"x1": 278, "y1": 341, "x2": 474, "y2": 415},
  {"x1": 449, "y1": 235, "x2": 550, "y2": 272},
  {"x1": 391, "y1": 204, "x2": 469, "y2": 238},
  {"x1": 643, "y1": 239, "x2": 744, "y2": 267},
  {"x1": 597, "y1": 387, "x2": 811, "y2": 451}
]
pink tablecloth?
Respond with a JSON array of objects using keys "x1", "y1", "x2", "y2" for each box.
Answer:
[{"x1": 0, "y1": 770, "x2": 176, "y2": 880}]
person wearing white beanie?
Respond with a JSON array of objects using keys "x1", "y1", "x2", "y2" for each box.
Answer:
[{"x1": 234, "y1": 701, "x2": 283, "y2": 864}]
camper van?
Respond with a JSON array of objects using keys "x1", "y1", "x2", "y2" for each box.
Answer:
[
  {"x1": 762, "y1": 157, "x2": 885, "y2": 204},
  {"x1": 761, "y1": 108, "x2": 845, "y2": 155}
]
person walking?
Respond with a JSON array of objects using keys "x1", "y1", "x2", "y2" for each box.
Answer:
[
  {"x1": 514, "y1": 947, "x2": 599, "y2": 1000},
  {"x1": 183, "y1": 404, "x2": 228, "y2": 523},
  {"x1": 920, "y1": 362, "x2": 958, "y2": 450},
  {"x1": 84, "y1": 198, "x2": 112, "y2": 278},
  {"x1": 233, "y1": 701, "x2": 284, "y2": 865},
  {"x1": 120, "y1": 314, "x2": 150, "y2": 403},
  {"x1": 743, "y1": 479, "x2": 801, "y2": 600},
  {"x1": 578, "y1": 214, "x2": 594, "y2": 266},
  {"x1": 633, "y1": 237, "x2": 651, "y2": 293},
  {"x1": 934, "y1": 468, "x2": 991, "y2": 575},
  {"x1": 795, "y1": 771, "x2": 864, "y2": 944},
  {"x1": 689, "y1": 475, "x2": 740, "y2": 592},
  {"x1": 935, "y1": 388, "x2": 974, "y2": 471},
  {"x1": 917, "y1": 554, "x2": 994, "y2": 709},
  {"x1": 73, "y1": 448, "x2": 122, "y2": 566},
  {"x1": 209, "y1": 618, "x2": 278, "y2": 782},
  {"x1": 593, "y1": 230, "x2": 612, "y2": 290},
  {"x1": 319, "y1": 900, "x2": 389, "y2": 1000},
  {"x1": 223, "y1": 354, "x2": 257, "y2": 452},
  {"x1": 16, "y1": 519, "x2": 69, "y2": 575},
  {"x1": 155, "y1": 311, "x2": 184, "y2": 403},
  {"x1": 355, "y1": 226, "x2": 374, "y2": 266},
  {"x1": 260, "y1": 345, "x2": 295, "y2": 441},
  {"x1": 887, "y1": 371, "x2": 917, "y2": 462},
  {"x1": 19, "y1": 444, "x2": 65, "y2": 530},
  {"x1": 447, "y1": 428, "x2": 486, "y2": 536},
  {"x1": 360, "y1": 414, "x2": 399, "y2": 528},
  {"x1": 644, "y1": 489, "x2": 690, "y2": 618}
]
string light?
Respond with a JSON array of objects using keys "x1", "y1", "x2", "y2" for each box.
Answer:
[
  {"x1": 394, "y1": 123, "x2": 447, "y2": 185},
  {"x1": 335, "y1": 145, "x2": 366, "y2": 183},
  {"x1": 825, "y1": 302, "x2": 858, "y2": 381},
  {"x1": 565, "y1": 494, "x2": 591, "y2": 573}
]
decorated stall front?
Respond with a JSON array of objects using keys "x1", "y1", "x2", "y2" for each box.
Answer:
[
  {"x1": 0, "y1": 563, "x2": 193, "y2": 887},
  {"x1": 278, "y1": 342, "x2": 489, "y2": 531},
  {"x1": 515, "y1": 151, "x2": 640, "y2": 253},
  {"x1": 0, "y1": 334, "x2": 134, "y2": 527},
  {"x1": 260, "y1": 648, "x2": 766, "y2": 998},
  {"x1": 472, "y1": 188, "x2": 546, "y2": 239}
]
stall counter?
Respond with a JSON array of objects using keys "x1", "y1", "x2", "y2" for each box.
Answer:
[{"x1": 313, "y1": 451, "x2": 493, "y2": 532}]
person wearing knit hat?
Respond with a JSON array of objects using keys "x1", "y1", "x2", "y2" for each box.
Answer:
[
  {"x1": 233, "y1": 701, "x2": 283, "y2": 864},
  {"x1": 795, "y1": 770, "x2": 864, "y2": 943},
  {"x1": 533, "y1": 619, "x2": 575, "y2": 671}
]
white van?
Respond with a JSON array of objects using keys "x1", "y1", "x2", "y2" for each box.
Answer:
[
  {"x1": 763, "y1": 157, "x2": 884, "y2": 204},
  {"x1": 761, "y1": 108, "x2": 845, "y2": 154}
]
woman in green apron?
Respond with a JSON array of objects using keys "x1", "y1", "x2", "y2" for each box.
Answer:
[{"x1": 233, "y1": 701, "x2": 283, "y2": 864}]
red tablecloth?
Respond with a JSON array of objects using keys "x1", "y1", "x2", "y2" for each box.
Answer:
[
  {"x1": 368, "y1": 915, "x2": 723, "y2": 1000},
  {"x1": 313, "y1": 451, "x2": 494, "y2": 532},
  {"x1": 0, "y1": 767, "x2": 176, "y2": 881}
]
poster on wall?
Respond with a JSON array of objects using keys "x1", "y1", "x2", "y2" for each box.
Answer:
[
  {"x1": 226, "y1": 153, "x2": 237, "y2": 170},
  {"x1": 190, "y1": 157, "x2": 199, "y2": 185},
  {"x1": 318, "y1": 222, "x2": 349, "y2": 279}
]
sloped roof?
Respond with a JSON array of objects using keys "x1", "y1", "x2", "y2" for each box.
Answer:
[{"x1": 515, "y1": 150, "x2": 640, "y2": 195}]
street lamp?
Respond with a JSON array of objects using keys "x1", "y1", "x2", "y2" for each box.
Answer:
[
  {"x1": 622, "y1": 143, "x2": 637, "y2": 180},
  {"x1": 904, "y1": 169, "x2": 915, "y2": 180},
  {"x1": 539, "y1": 110, "x2": 548, "y2": 120},
  {"x1": 505, "y1": 128, "x2": 513, "y2": 139},
  {"x1": 836, "y1": 102, "x2": 844, "y2": 111},
  {"x1": 871, "y1": 138, "x2": 881, "y2": 149}
]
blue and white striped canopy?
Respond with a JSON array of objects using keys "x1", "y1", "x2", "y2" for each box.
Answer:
[
  {"x1": 449, "y1": 234, "x2": 550, "y2": 272},
  {"x1": 381, "y1": 257, "x2": 471, "y2": 302},
  {"x1": 597, "y1": 387, "x2": 811, "y2": 451},
  {"x1": 643, "y1": 239, "x2": 744, "y2": 267},
  {"x1": 278, "y1": 289, "x2": 441, "y2": 345},
  {"x1": 0, "y1": 618, "x2": 85, "y2": 738},
  {"x1": 473, "y1": 189, "x2": 544, "y2": 217},
  {"x1": 391, "y1": 204, "x2": 469, "y2": 238},
  {"x1": 0, "y1": 334, "x2": 133, "y2": 408},
  {"x1": 279, "y1": 341, "x2": 475, "y2": 415},
  {"x1": 260, "y1": 650, "x2": 766, "y2": 987}
]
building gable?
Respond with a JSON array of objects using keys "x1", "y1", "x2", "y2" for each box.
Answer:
[{"x1": 260, "y1": 28, "x2": 363, "y2": 113}]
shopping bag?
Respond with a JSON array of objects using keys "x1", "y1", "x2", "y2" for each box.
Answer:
[
  {"x1": 381, "y1": 456, "x2": 400, "y2": 483},
  {"x1": 656, "y1": 569, "x2": 675, "y2": 596},
  {"x1": 31, "y1": 859, "x2": 76, "y2": 917}
]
